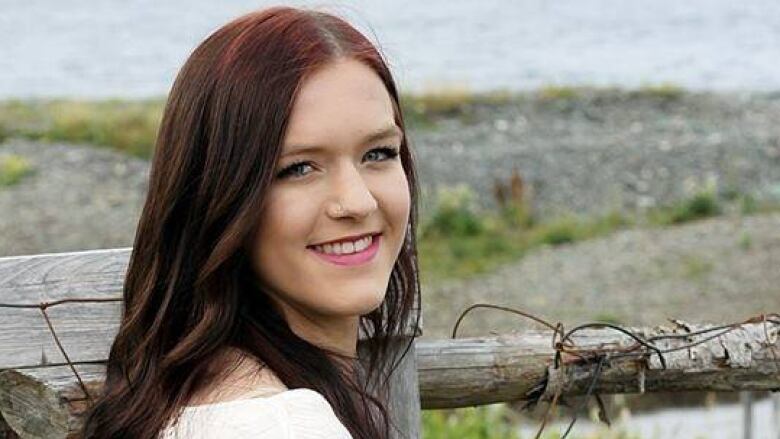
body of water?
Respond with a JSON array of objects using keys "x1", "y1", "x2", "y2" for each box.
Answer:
[{"x1": 2, "y1": 0, "x2": 780, "y2": 98}]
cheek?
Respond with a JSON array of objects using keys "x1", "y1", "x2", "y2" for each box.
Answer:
[
  {"x1": 252, "y1": 188, "x2": 319, "y2": 275},
  {"x1": 376, "y1": 167, "x2": 411, "y2": 235}
]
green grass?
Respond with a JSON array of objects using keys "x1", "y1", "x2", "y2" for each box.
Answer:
[
  {"x1": 592, "y1": 312, "x2": 624, "y2": 325},
  {"x1": 422, "y1": 404, "x2": 645, "y2": 439},
  {"x1": 0, "y1": 153, "x2": 34, "y2": 186},
  {"x1": 418, "y1": 186, "x2": 632, "y2": 282},
  {"x1": 0, "y1": 98, "x2": 164, "y2": 158},
  {"x1": 0, "y1": 86, "x2": 698, "y2": 154},
  {"x1": 418, "y1": 185, "x2": 778, "y2": 283},
  {"x1": 631, "y1": 83, "x2": 685, "y2": 101},
  {"x1": 0, "y1": 91, "x2": 518, "y2": 154},
  {"x1": 537, "y1": 85, "x2": 579, "y2": 101},
  {"x1": 423, "y1": 405, "x2": 520, "y2": 439},
  {"x1": 400, "y1": 87, "x2": 515, "y2": 127},
  {"x1": 647, "y1": 191, "x2": 721, "y2": 225}
]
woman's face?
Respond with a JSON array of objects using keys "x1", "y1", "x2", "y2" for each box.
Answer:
[{"x1": 249, "y1": 58, "x2": 410, "y2": 352}]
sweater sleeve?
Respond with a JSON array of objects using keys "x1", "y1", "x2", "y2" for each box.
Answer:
[{"x1": 159, "y1": 388, "x2": 353, "y2": 439}]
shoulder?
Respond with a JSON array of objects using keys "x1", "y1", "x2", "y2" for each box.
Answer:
[
  {"x1": 187, "y1": 348, "x2": 288, "y2": 406},
  {"x1": 276, "y1": 389, "x2": 353, "y2": 438},
  {"x1": 161, "y1": 388, "x2": 353, "y2": 439}
]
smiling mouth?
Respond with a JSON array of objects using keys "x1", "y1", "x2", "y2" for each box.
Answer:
[{"x1": 307, "y1": 233, "x2": 381, "y2": 266}]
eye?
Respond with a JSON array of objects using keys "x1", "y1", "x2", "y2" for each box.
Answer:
[
  {"x1": 276, "y1": 161, "x2": 314, "y2": 180},
  {"x1": 364, "y1": 146, "x2": 400, "y2": 163}
]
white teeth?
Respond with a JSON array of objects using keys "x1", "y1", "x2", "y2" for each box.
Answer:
[
  {"x1": 313, "y1": 235, "x2": 373, "y2": 255},
  {"x1": 355, "y1": 238, "x2": 368, "y2": 252}
]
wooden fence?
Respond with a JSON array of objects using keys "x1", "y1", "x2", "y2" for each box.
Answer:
[{"x1": 1, "y1": 248, "x2": 778, "y2": 438}]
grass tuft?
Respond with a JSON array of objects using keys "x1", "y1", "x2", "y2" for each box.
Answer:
[
  {"x1": 537, "y1": 85, "x2": 579, "y2": 101},
  {"x1": 0, "y1": 98, "x2": 164, "y2": 158},
  {"x1": 423, "y1": 405, "x2": 520, "y2": 439},
  {"x1": 649, "y1": 191, "x2": 721, "y2": 225},
  {"x1": 422, "y1": 403, "x2": 645, "y2": 438},
  {"x1": 631, "y1": 83, "x2": 685, "y2": 100},
  {"x1": 400, "y1": 87, "x2": 514, "y2": 127},
  {"x1": 0, "y1": 153, "x2": 34, "y2": 187},
  {"x1": 418, "y1": 186, "x2": 632, "y2": 281}
]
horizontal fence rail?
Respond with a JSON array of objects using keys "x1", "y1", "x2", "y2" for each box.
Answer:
[
  {"x1": 0, "y1": 248, "x2": 423, "y2": 439},
  {"x1": 1, "y1": 249, "x2": 778, "y2": 438},
  {"x1": 1, "y1": 322, "x2": 778, "y2": 437}
]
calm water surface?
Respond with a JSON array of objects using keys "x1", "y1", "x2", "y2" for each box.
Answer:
[{"x1": 2, "y1": 0, "x2": 780, "y2": 98}]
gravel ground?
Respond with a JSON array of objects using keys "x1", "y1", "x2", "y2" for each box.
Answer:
[
  {"x1": 0, "y1": 140, "x2": 148, "y2": 257},
  {"x1": 420, "y1": 212, "x2": 780, "y2": 339},
  {"x1": 413, "y1": 90, "x2": 780, "y2": 217},
  {"x1": 1, "y1": 91, "x2": 778, "y2": 336}
]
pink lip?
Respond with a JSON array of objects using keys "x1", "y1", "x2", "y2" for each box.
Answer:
[{"x1": 308, "y1": 234, "x2": 381, "y2": 266}]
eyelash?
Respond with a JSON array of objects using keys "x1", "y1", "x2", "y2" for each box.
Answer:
[{"x1": 276, "y1": 146, "x2": 400, "y2": 180}]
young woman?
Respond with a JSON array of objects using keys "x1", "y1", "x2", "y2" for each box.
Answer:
[{"x1": 81, "y1": 6, "x2": 421, "y2": 439}]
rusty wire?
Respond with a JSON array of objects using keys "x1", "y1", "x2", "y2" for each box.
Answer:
[
  {"x1": 0, "y1": 297, "x2": 778, "y2": 437},
  {"x1": 451, "y1": 302, "x2": 780, "y2": 439},
  {"x1": 0, "y1": 297, "x2": 122, "y2": 403}
]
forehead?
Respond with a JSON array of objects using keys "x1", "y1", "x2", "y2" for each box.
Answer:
[{"x1": 283, "y1": 59, "x2": 397, "y2": 148}]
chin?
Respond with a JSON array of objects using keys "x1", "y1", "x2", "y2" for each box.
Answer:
[{"x1": 342, "y1": 287, "x2": 387, "y2": 316}]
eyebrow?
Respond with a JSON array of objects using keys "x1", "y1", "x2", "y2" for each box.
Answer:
[{"x1": 282, "y1": 124, "x2": 403, "y2": 158}]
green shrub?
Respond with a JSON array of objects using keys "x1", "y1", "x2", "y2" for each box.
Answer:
[
  {"x1": 720, "y1": 186, "x2": 741, "y2": 201},
  {"x1": 740, "y1": 194, "x2": 758, "y2": 215},
  {"x1": 419, "y1": 198, "x2": 635, "y2": 281},
  {"x1": 423, "y1": 405, "x2": 520, "y2": 439},
  {"x1": 652, "y1": 192, "x2": 721, "y2": 225},
  {"x1": 423, "y1": 185, "x2": 485, "y2": 238},
  {"x1": 534, "y1": 217, "x2": 579, "y2": 246},
  {"x1": 0, "y1": 153, "x2": 34, "y2": 186},
  {"x1": 500, "y1": 202, "x2": 535, "y2": 229}
]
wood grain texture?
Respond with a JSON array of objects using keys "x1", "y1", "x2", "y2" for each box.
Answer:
[
  {"x1": 3, "y1": 322, "x2": 779, "y2": 436},
  {"x1": 0, "y1": 248, "x2": 423, "y2": 437},
  {"x1": 0, "y1": 248, "x2": 422, "y2": 369},
  {"x1": 416, "y1": 322, "x2": 780, "y2": 409},
  {"x1": 364, "y1": 337, "x2": 421, "y2": 439},
  {"x1": 0, "y1": 412, "x2": 12, "y2": 438},
  {"x1": 0, "y1": 364, "x2": 104, "y2": 439},
  {"x1": 0, "y1": 341, "x2": 424, "y2": 439},
  {"x1": 0, "y1": 248, "x2": 129, "y2": 369}
]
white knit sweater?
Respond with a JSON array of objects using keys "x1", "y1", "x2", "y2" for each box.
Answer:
[{"x1": 160, "y1": 388, "x2": 353, "y2": 438}]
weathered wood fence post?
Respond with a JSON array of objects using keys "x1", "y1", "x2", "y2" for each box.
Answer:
[
  {"x1": 2, "y1": 248, "x2": 779, "y2": 438},
  {"x1": 0, "y1": 248, "x2": 422, "y2": 439}
]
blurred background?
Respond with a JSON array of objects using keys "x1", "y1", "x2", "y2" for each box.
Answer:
[{"x1": 1, "y1": 1, "x2": 779, "y2": 437}]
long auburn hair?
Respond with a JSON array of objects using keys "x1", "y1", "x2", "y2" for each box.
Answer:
[{"x1": 81, "y1": 6, "x2": 420, "y2": 439}]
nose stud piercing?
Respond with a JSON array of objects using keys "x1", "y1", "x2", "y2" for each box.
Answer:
[{"x1": 331, "y1": 203, "x2": 346, "y2": 216}]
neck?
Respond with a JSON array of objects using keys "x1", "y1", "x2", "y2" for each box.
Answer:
[{"x1": 289, "y1": 313, "x2": 360, "y2": 358}]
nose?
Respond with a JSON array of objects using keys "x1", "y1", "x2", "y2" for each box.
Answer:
[{"x1": 326, "y1": 162, "x2": 378, "y2": 220}]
